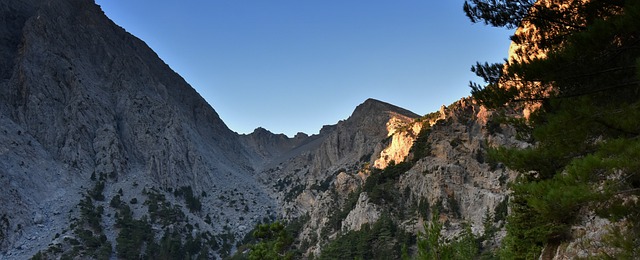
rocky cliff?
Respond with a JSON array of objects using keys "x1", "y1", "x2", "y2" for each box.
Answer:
[{"x1": 0, "y1": 0, "x2": 274, "y2": 258}]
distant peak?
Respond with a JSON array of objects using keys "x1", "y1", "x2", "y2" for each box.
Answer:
[
  {"x1": 293, "y1": 132, "x2": 309, "y2": 139},
  {"x1": 352, "y1": 98, "x2": 419, "y2": 119},
  {"x1": 252, "y1": 127, "x2": 271, "y2": 134},
  {"x1": 361, "y1": 98, "x2": 391, "y2": 107},
  {"x1": 364, "y1": 97, "x2": 383, "y2": 103},
  {"x1": 247, "y1": 127, "x2": 308, "y2": 139}
]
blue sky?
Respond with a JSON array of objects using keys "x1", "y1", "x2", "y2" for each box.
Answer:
[{"x1": 95, "y1": 1, "x2": 514, "y2": 137}]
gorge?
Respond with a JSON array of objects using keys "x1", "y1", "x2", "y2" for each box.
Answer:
[{"x1": 2, "y1": 0, "x2": 636, "y2": 259}]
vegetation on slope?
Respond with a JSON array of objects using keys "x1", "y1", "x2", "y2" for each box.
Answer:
[
  {"x1": 319, "y1": 214, "x2": 413, "y2": 260},
  {"x1": 234, "y1": 115, "x2": 505, "y2": 259},
  {"x1": 31, "y1": 182, "x2": 237, "y2": 259}
]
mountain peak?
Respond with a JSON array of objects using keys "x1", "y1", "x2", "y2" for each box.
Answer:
[{"x1": 351, "y1": 98, "x2": 419, "y2": 120}]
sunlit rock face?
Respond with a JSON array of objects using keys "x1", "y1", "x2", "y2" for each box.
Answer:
[
  {"x1": 507, "y1": 0, "x2": 586, "y2": 64},
  {"x1": 374, "y1": 117, "x2": 422, "y2": 169},
  {"x1": 503, "y1": 0, "x2": 588, "y2": 118}
]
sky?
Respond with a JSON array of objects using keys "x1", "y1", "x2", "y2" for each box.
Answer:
[{"x1": 95, "y1": 1, "x2": 514, "y2": 137}]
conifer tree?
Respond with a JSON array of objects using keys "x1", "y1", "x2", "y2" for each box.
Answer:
[{"x1": 465, "y1": 0, "x2": 640, "y2": 258}]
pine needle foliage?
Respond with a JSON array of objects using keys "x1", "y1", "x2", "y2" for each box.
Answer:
[{"x1": 466, "y1": 0, "x2": 640, "y2": 258}]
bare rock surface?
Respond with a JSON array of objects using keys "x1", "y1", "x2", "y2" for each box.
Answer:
[
  {"x1": 341, "y1": 193, "x2": 381, "y2": 232},
  {"x1": 0, "y1": 0, "x2": 273, "y2": 258}
]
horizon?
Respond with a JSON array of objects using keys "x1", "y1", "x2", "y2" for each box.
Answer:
[{"x1": 95, "y1": 1, "x2": 514, "y2": 137}]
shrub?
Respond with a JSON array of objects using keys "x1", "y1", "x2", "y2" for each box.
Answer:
[
  {"x1": 319, "y1": 215, "x2": 413, "y2": 260},
  {"x1": 89, "y1": 181, "x2": 105, "y2": 201},
  {"x1": 174, "y1": 186, "x2": 202, "y2": 212}
]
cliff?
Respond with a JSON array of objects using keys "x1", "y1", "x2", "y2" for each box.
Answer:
[{"x1": 0, "y1": 0, "x2": 273, "y2": 258}]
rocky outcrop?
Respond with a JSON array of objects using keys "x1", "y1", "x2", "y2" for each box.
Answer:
[
  {"x1": 374, "y1": 118, "x2": 422, "y2": 169},
  {"x1": 341, "y1": 193, "x2": 381, "y2": 232},
  {"x1": 543, "y1": 214, "x2": 616, "y2": 259},
  {"x1": 313, "y1": 98, "x2": 419, "y2": 172}
]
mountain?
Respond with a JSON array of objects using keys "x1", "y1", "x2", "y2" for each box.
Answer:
[
  {"x1": 277, "y1": 99, "x2": 525, "y2": 258},
  {"x1": 251, "y1": 98, "x2": 421, "y2": 212},
  {"x1": 0, "y1": 0, "x2": 272, "y2": 258}
]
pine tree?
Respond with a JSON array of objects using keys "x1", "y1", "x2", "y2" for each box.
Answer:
[{"x1": 465, "y1": 0, "x2": 640, "y2": 258}]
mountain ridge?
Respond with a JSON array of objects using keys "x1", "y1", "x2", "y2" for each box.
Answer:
[
  {"x1": 352, "y1": 98, "x2": 420, "y2": 120},
  {"x1": 0, "y1": 0, "x2": 273, "y2": 258}
]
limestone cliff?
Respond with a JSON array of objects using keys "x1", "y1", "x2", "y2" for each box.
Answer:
[
  {"x1": 373, "y1": 116, "x2": 422, "y2": 169},
  {"x1": 0, "y1": 0, "x2": 273, "y2": 258},
  {"x1": 398, "y1": 98, "x2": 522, "y2": 237}
]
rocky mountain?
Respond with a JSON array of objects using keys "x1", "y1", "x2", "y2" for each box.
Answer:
[{"x1": 0, "y1": 0, "x2": 273, "y2": 258}]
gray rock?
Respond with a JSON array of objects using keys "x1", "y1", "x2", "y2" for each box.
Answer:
[
  {"x1": 32, "y1": 213, "x2": 43, "y2": 225},
  {"x1": 0, "y1": 0, "x2": 274, "y2": 257}
]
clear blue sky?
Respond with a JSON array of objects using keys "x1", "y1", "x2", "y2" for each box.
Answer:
[{"x1": 95, "y1": 0, "x2": 513, "y2": 137}]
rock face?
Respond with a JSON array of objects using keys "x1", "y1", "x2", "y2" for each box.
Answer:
[
  {"x1": 252, "y1": 98, "x2": 420, "y2": 215},
  {"x1": 374, "y1": 118, "x2": 422, "y2": 169},
  {"x1": 0, "y1": 0, "x2": 272, "y2": 258},
  {"x1": 399, "y1": 99, "x2": 522, "y2": 234},
  {"x1": 341, "y1": 193, "x2": 381, "y2": 232}
]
